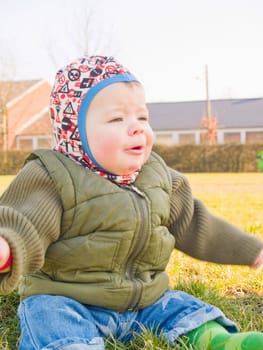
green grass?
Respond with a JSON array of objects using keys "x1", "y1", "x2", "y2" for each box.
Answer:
[
  {"x1": 0, "y1": 173, "x2": 263, "y2": 349},
  {"x1": 0, "y1": 176, "x2": 14, "y2": 196}
]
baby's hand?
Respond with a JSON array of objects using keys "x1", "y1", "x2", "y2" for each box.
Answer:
[
  {"x1": 0, "y1": 236, "x2": 12, "y2": 273},
  {"x1": 252, "y1": 249, "x2": 263, "y2": 268}
]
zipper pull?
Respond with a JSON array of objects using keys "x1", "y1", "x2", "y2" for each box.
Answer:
[{"x1": 123, "y1": 184, "x2": 145, "y2": 197}]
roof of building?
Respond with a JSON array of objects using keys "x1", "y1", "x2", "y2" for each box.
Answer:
[
  {"x1": 3, "y1": 79, "x2": 263, "y2": 135},
  {"x1": 0, "y1": 80, "x2": 40, "y2": 104},
  {"x1": 147, "y1": 98, "x2": 263, "y2": 130}
]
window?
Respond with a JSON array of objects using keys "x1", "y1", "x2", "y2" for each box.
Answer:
[
  {"x1": 246, "y1": 131, "x2": 263, "y2": 144},
  {"x1": 16, "y1": 136, "x2": 52, "y2": 150},
  {"x1": 38, "y1": 137, "x2": 52, "y2": 148},
  {"x1": 224, "y1": 132, "x2": 240, "y2": 144},
  {"x1": 154, "y1": 133, "x2": 173, "y2": 145},
  {"x1": 178, "y1": 133, "x2": 195, "y2": 145},
  {"x1": 18, "y1": 138, "x2": 33, "y2": 150}
]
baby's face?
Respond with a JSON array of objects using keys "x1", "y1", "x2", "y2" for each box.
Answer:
[{"x1": 86, "y1": 82, "x2": 154, "y2": 175}]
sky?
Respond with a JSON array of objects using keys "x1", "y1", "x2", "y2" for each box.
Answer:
[{"x1": 0, "y1": 0, "x2": 263, "y2": 102}]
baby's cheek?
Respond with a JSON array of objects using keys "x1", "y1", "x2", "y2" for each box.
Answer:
[
  {"x1": 95, "y1": 136, "x2": 120, "y2": 163},
  {"x1": 147, "y1": 127, "x2": 155, "y2": 146},
  {"x1": 102, "y1": 137, "x2": 120, "y2": 153}
]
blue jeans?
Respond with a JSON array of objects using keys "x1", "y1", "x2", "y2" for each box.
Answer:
[{"x1": 17, "y1": 290, "x2": 237, "y2": 350}]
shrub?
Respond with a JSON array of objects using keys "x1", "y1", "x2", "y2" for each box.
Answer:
[
  {"x1": 1, "y1": 144, "x2": 263, "y2": 175},
  {"x1": 153, "y1": 144, "x2": 263, "y2": 172}
]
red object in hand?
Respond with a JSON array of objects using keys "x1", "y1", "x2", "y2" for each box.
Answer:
[
  {"x1": 252, "y1": 249, "x2": 263, "y2": 268},
  {"x1": 0, "y1": 253, "x2": 12, "y2": 271}
]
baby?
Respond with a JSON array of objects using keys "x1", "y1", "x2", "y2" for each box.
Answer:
[{"x1": 0, "y1": 55, "x2": 262, "y2": 350}]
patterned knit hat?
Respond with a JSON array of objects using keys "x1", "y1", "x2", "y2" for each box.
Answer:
[{"x1": 49, "y1": 55, "x2": 140, "y2": 185}]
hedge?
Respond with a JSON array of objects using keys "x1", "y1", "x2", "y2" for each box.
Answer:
[
  {"x1": 0, "y1": 150, "x2": 30, "y2": 175},
  {"x1": 153, "y1": 144, "x2": 263, "y2": 172},
  {"x1": 0, "y1": 144, "x2": 263, "y2": 175}
]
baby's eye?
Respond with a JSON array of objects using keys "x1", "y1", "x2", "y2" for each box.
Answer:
[
  {"x1": 109, "y1": 116, "x2": 124, "y2": 123},
  {"x1": 138, "y1": 115, "x2": 149, "y2": 121}
]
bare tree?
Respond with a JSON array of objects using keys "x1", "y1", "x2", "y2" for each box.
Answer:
[
  {"x1": 45, "y1": 0, "x2": 119, "y2": 71},
  {"x1": 0, "y1": 52, "x2": 15, "y2": 162}
]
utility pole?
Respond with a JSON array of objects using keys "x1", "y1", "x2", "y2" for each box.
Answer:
[
  {"x1": 200, "y1": 64, "x2": 218, "y2": 145},
  {"x1": 205, "y1": 64, "x2": 212, "y2": 121}
]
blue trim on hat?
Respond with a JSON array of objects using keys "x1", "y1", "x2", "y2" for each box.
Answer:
[{"x1": 78, "y1": 73, "x2": 140, "y2": 172}]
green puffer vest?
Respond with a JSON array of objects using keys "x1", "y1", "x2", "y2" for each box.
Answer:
[{"x1": 20, "y1": 150, "x2": 175, "y2": 311}]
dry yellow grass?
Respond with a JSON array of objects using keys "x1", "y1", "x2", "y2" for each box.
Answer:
[
  {"x1": 167, "y1": 172, "x2": 263, "y2": 297},
  {"x1": 0, "y1": 175, "x2": 15, "y2": 195}
]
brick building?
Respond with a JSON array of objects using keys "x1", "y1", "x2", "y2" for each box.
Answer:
[{"x1": 1, "y1": 79, "x2": 263, "y2": 151}]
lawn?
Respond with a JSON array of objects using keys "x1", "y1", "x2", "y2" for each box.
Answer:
[
  {"x1": 0, "y1": 176, "x2": 14, "y2": 195},
  {"x1": 0, "y1": 173, "x2": 262, "y2": 349}
]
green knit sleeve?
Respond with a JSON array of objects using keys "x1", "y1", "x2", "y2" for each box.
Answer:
[
  {"x1": 0, "y1": 160, "x2": 62, "y2": 294},
  {"x1": 168, "y1": 168, "x2": 263, "y2": 266}
]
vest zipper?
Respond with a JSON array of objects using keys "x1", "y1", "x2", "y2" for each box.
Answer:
[{"x1": 123, "y1": 185, "x2": 150, "y2": 310}]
